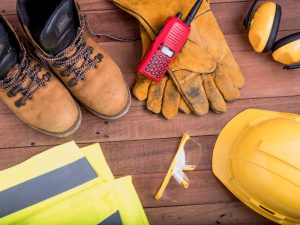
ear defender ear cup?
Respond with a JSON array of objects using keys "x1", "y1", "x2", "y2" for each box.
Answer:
[
  {"x1": 272, "y1": 32, "x2": 300, "y2": 65},
  {"x1": 248, "y1": 2, "x2": 281, "y2": 53}
]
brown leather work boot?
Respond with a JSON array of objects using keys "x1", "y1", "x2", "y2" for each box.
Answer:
[
  {"x1": 0, "y1": 15, "x2": 81, "y2": 137},
  {"x1": 17, "y1": 0, "x2": 131, "y2": 120}
]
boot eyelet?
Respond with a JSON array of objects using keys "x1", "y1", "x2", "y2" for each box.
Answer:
[
  {"x1": 43, "y1": 72, "x2": 52, "y2": 81},
  {"x1": 68, "y1": 78, "x2": 78, "y2": 87},
  {"x1": 7, "y1": 90, "x2": 16, "y2": 98},
  {"x1": 35, "y1": 64, "x2": 42, "y2": 70},
  {"x1": 95, "y1": 54, "x2": 103, "y2": 62},
  {"x1": 87, "y1": 46, "x2": 94, "y2": 53},
  {"x1": 15, "y1": 99, "x2": 25, "y2": 108},
  {"x1": 61, "y1": 70, "x2": 69, "y2": 77}
]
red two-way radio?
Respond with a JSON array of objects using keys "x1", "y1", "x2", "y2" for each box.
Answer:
[{"x1": 137, "y1": 0, "x2": 203, "y2": 82}]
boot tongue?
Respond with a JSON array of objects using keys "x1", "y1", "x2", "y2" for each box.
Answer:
[
  {"x1": 39, "y1": 0, "x2": 77, "y2": 55},
  {"x1": 0, "y1": 23, "x2": 18, "y2": 80}
]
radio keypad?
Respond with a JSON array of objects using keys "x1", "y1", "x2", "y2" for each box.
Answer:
[{"x1": 145, "y1": 51, "x2": 170, "y2": 79}]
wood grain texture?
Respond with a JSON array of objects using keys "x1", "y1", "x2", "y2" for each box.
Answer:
[
  {"x1": 0, "y1": 135, "x2": 216, "y2": 173},
  {"x1": 1, "y1": 94, "x2": 300, "y2": 150},
  {"x1": 0, "y1": 0, "x2": 297, "y2": 225},
  {"x1": 0, "y1": 0, "x2": 250, "y2": 15},
  {"x1": 146, "y1": 202, "x2": 276, "y2": 225},
  {"x1": 3, "y1": 0, "x2": 300, "y2": 37}
]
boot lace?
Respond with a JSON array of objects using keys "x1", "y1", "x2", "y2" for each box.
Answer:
[
  {"x1": 36, "y1": 16, "x2": 105, "y2": 88},
  {"x1": 0, "y1": 50, "x2": 52, "y2": 108}
]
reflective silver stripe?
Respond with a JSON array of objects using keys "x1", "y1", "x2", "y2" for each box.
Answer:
[
  {"x1": 0, "y1": 158, "x2": 97, "y2": 217},
  {"x1": 98, "y1": 211, "x2": 123, "y2": 225}
]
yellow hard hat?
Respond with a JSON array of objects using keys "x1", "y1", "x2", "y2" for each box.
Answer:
[{"x1": 212, "y1": 109, "x2": 300, "y2": 225}]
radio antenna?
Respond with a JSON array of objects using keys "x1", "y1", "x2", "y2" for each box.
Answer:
[{"x1": 184, "y1": 0, "x2": 203, "y2": 26}]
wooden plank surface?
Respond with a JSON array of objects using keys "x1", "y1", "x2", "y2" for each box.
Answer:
[
  {"x1": 146, "y1": 202, "x2": 273, "y2": 225},
  {"x1": 1, "y1": 0, "x2": 297, "y2": 224}
]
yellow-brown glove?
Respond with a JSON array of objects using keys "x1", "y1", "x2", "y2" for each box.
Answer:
[
  {"x1": 113, "y1": 0, "x2": 244, "y2": 115},
  {"x1": 135, "y1": 26, "x2": 191, "y2": 120}
]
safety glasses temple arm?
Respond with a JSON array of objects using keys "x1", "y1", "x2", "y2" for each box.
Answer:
[{"x1": 155, "y1": 133, "x2": 190, "y2": 200}]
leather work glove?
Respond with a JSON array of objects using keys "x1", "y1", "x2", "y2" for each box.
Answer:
[
  {"x1": 135, "y1": 26, "x2": 192, "y2": 119},
  {"x1": 112, "y1": 0, "x2": 245, "y2": 115}
]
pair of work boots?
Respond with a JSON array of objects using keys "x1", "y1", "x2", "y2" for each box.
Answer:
[{"x1": 0, "y1": 0, "x2": 131, "y2": 137}]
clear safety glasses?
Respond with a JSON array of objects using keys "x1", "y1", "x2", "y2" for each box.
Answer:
[{"x1": 155, "y1": 133, "x2": 201, "y2": 200}]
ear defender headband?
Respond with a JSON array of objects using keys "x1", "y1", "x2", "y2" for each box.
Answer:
[{"x1": 244, "y1": 0, "x2": 300, "y2": 69}]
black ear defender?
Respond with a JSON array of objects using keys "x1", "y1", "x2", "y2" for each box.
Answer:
[{"x1": 244, "y1": 1, "x2": 300, "y2": 69}]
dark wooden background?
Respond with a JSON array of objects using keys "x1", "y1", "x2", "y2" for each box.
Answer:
[{"x1": 1, "y1": 0, "x2": 300, "y2": 224}]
